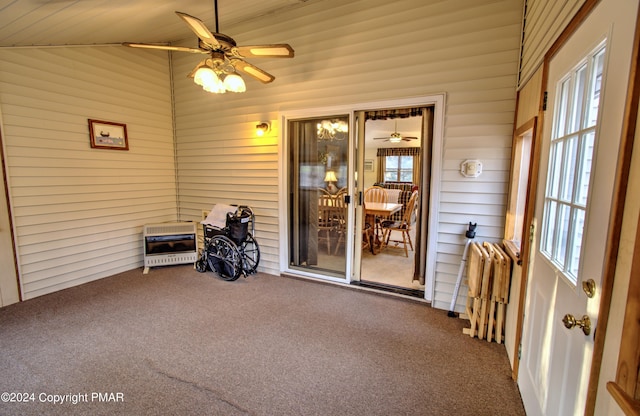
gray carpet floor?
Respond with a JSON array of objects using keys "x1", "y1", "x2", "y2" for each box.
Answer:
[{"x1": 0, "y1": 266, "x2": 525, "y2": 415}]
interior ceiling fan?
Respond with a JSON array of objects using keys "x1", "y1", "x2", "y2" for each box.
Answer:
[
  {"x1": 123, "y1": 1, "x2": 294, "y2": 92},
  {"x1": 373, "y1": 121, "x2": 418, "y2": 142}
]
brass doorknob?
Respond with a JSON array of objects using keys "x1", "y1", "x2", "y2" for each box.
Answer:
[{"x1": 562, "y1": 314, "x2": 591, "y2": 336}]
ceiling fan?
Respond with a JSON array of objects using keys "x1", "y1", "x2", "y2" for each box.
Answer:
[
  {"x1": 123, "y1": 1, "x2": 294, "y2": 93},
  {"x1": 373, "y1": 121, "x2": 419, "y2": 142}
]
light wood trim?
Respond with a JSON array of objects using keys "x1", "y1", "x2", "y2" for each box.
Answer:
[
  {"x1": 514, "y1": 117, "x2": 537, "y2": 138},
  {"x1": 544, "y1": 0, "x2": 600, "y2": 62},
  {"x1": 608, "y1": 156, "x2": 640, "y2": 414},
  {"x1": 510, "y1": 114, "x2": 541, "y2": 382},
  {"x1": 607, "y1": 382, "x2": 640, "y2": 415}
]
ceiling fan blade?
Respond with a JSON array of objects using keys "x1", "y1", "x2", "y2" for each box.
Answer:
[
  {"x1": 234, "y1": 44, "x2": 294, "y2": 58},
  {"x1": 373, "y1": 137, "x2": 390, "y2": 140},
  {"x1": 123, "y1": 43, "x2": 208, "y2": 54},
  {"x1": 402, "y1": 137, "x2": 418, "y2": 140},
  {"x1": 230, "y1": 58, "x2": 275, "y2": 84},
  {"x1": 175, "y1": 11, "x2": 221, "y2": 49}
]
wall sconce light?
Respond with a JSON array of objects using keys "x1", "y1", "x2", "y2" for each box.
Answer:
[{"x1": 256, "y1": 122, "x2": 270, "y2": 137}]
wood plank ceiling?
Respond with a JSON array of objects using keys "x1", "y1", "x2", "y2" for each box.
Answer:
[
  {"x1": 0, "y1": 0, "x2": 422, "y2": 141},
  {"x1": 0, "y1": 0, "x2": 312, "y2": 47}
]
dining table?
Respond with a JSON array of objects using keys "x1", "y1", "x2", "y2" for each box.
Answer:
[{"x1": 364, "y1": 202, "x2": 403, "y2": 254}]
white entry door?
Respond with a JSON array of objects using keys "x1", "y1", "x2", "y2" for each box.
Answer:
[{"x1": 518, "y1": 1, "x2": 637, "y2": 415}]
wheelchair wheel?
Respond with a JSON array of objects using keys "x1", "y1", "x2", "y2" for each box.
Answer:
[
  {"x1": 240, "y1": 233, "x2": 260, "y2": 275},
  {"x1": 206, "y1": 235, "x2": 242, "y2": 281},
  {"x1": 195, "y1": 255, "x2": 207, "y2": 273}
]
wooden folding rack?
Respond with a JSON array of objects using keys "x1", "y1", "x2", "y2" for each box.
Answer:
[{"x1": 463, "y1": 241, "x2": 512, "y2": 343}]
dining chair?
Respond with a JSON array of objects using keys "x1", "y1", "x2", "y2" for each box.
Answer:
[
  {"x1": 364, "y1": 186, "x2": 388, "y2": 203},
  {"x1": 381, "y1": 191, "x2": 419, "y2": 257},
  {"x1": 332, "y1": 193, "x2": 347, "y2": 255},
  {"x1": 364, "y1": 186, "x2": 389, "y2": 237},
  {"x1": 362, "y1": 223, "x2": 372, "y2": 252},
  {"x1": 318, "y1": 194, "x2": 335, "y2": 254}
]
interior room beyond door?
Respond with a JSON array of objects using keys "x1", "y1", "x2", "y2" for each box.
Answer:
[{"x1": 360, "y1": 114, "x2": 424, "y2": 293}]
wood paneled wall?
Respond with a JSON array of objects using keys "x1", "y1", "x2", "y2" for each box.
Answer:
[{"x1": 0, "y1": 46, "x2": 177, "y2": 299}]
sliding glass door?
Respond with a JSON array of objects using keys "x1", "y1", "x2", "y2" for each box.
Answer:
[{"x1": 287, "y1": 115, "x2": 350, "y2": 278}]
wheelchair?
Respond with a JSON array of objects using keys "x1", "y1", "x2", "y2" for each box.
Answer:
[{"x1": 195, "y1": 206, "x2": 260, "y2": 281}]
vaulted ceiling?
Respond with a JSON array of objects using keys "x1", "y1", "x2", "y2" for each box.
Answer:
[
  {"x1": 0, "y1": 0, "x2": 422, "y2": 141},
  {"x1": 0, "y1": 0, "x2": 312, "y2": 47}
]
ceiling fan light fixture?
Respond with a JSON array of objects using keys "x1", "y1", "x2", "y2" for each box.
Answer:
[
  {"x1": 389, "y1": 135, "x2": 402, "y2": 143},
  {"x1": 223, "y1": 73, "x2": 246, "y2": 92},
  {"x1": 193, "y1": 65, "x2": 217, "y2": 86},
  {"x1": 125, "y1": 7, "x2": 294, "y2": 96},
  {"x1": 202, "y1": 74, "x2": 226, "y2": 93}
]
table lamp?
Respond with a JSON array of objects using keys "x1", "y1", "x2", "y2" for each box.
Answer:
[{"x1": 324, "y1": 170, "x2": 338, "y2": 193}]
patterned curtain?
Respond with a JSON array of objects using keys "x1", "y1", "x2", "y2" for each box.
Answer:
[
  {"x1": 364, "y1": 108, "x2": 424, "y2": 120},
  {"x1": 414, "y1": 107, "x2": 433, "y2": 284}
]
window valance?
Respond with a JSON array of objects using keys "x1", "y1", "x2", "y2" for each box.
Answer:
[
  {"x1": 364, "y1": 108, "x2": 424, "y2": 120},
  {"x1": 376, "y1": 147, "x2": 421, "y2": 157}
]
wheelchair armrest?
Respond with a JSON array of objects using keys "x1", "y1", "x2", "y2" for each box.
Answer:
[{"x1": 203, "y1": 224, "x2": 226, "y2": 238}]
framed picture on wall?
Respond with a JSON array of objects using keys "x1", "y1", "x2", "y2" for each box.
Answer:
[
  {"x1": 88, "y1": 119, "x2": 129, "y2": 150},
  {"x1": 364, "y1": 159, "x2": 374, "y2": 171}
]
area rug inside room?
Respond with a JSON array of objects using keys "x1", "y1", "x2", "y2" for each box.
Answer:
[{"x1": 0, "y1": 266, "x2": 525, "y2": 416}]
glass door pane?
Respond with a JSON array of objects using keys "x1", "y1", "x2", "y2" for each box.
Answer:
[
  {"x1": 540, "y1": 43, "x2": 606, "y2": 284},
  {"x1": 288, "y1": 115, "x2": 349, "y2": 278}
]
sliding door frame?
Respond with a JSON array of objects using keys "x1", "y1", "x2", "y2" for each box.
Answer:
[{"x1": 278, "y1": 94, "x2": 445, "y2": 301}]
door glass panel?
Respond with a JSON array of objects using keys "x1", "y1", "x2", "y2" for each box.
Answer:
[
  {"x1": 569, "y1": 209, "x2": 585, "y2": 276},
  {"x1": 553, "y1": 203, "x2": 571, "y2": 265},
  {"x1": 548, "y1": 141, "x2": 563, "y2": 199},
  {"x1": 555, "y1": 79, "x2": 571, "y2": 138},
  {"x1": 288, "y1": 115, "x2": 349, "y2": 277},
  {"x1": 576, "y1": 132, "x2": 595, "y2": 206},
  {"x1": 542, "y1": 200, "x2": 557, "y2": 255},
  {"x1": 569, "y1": 65, "x2": 587, "y2": 134},
  {"x1": 560, "y1": 135, "x2": 577, "y2": 202},
  {"x1": 540, "y1": 43, "x2": 606, "y2": 284},
  {"x1": 585, "y1": 48, "x2": 606, "y2": 128}
]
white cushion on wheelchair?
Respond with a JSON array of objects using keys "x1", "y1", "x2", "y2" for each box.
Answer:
[{"x1": 201, "y1": 204, "x2": 236, "y2": 228}]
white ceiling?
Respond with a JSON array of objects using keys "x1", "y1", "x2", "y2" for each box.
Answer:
[
  {"x1": 0, "y1": 0, "x2": 311, "y2": 47},
  {"x1": 365, "y1": 117, "x2": 422, "y2": 146},
  {"x1": 0, "y1": 0, "x2": 422, "y2": 141}
]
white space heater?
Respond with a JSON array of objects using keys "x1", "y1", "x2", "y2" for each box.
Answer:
[{"x1": 143, "y1": 222, "x2": 198, "y2": 274}]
